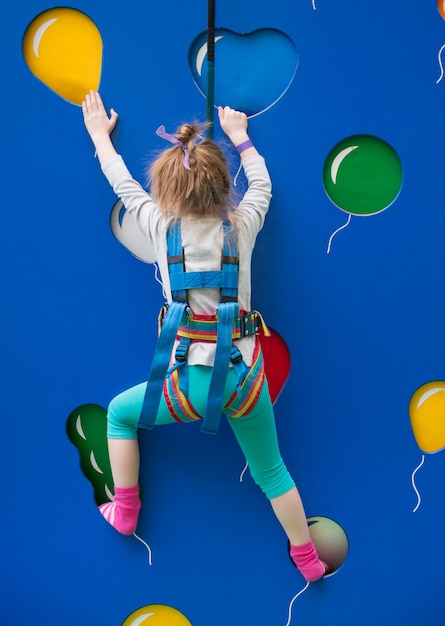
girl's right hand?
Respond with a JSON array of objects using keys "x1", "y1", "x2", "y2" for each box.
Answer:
[
  {"x1": 81, "y1": 91, "x2": 119, "y2": 163},
  {"x1": 82, "y1": 90, "x2": 118, "y2": 141}
]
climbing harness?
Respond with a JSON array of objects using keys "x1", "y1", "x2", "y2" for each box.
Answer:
[{"x1": 138, "y1": 219, "x2": 270, "y2": 434}]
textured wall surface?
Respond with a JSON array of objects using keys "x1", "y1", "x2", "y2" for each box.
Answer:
[{"x1": 2, "y1": 1, "x2": 445, "y2": 624}]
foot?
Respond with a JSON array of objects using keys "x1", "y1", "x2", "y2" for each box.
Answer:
[
  {"x1": 99, "y1": 485, "x2": 141, "y2": 535},
  {"x1": 288, "y1": 540, "x2": 331, "y2": 582}
]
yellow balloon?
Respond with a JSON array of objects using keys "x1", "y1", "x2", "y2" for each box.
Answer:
[
  {"x1": 122, "y1": 604, "x2": 192, "y2": 626},
  {"x1": 409, "y1": 381, "x2": 445, "y2": 454},
  {"x1": 23, "y1": 8, "x2": 102, "y2": 105}
]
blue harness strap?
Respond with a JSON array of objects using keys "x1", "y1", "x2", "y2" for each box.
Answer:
[
  {"x1": 138, "y1": 221, "x2": 190, "y2": 428},
  {"x1": 220, "y1": 226, "x2": 238, "y2": 303},
  {"x1": 138, "y1": 300, "x2": 188, "y2": 429},
  {"x1": 201, "y1": 301, "x2": 238, "y2": 434}
]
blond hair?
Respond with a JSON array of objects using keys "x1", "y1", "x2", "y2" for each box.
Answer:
[{"x1": 147, "y1": 121, "x2": 238, "y2": 227}]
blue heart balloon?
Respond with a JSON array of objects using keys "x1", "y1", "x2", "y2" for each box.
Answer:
[{"x1": 189, "y1": 28, "x2": 298, "y2": 118}]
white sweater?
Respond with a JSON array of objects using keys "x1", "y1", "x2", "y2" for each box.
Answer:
[{"x1": 101, "y1": 154, "x2": 272, "y2": 366}]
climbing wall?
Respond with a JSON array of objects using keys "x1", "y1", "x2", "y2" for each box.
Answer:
[{"x1": 2, "y1": 1, "x2": 445, "y2": 624}]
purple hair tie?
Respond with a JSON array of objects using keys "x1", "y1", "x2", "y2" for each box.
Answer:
[{"x1": 156, "y1": 125, "x2": 191, "y2": 170}]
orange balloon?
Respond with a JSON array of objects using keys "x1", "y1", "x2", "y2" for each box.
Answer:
[
  {"x1": 23, "y1": 8, "x2": 102, "y2": 105},
  {"x1": 439, "y1": 0, "x2": 445, "y2": 20}
]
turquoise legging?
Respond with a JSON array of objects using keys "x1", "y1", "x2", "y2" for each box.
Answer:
[{"x1": 107, "y1": 365, "x2": 295, "y2": 500}]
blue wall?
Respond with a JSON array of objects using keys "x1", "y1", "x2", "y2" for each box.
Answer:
[{"x1": 2, "y1": 1, "x2": 445, "y2": 624}]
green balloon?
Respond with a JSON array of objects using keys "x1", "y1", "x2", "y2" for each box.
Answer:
[
  {"x1": 66, "y1": 403, "x2": 114, "y2": 506},
  {"x1": 67, "y1": 403, "x2": 143, "y2": 507},
  {"x1": 323, "y1": 135, "x2": 403, "y2": 216}
]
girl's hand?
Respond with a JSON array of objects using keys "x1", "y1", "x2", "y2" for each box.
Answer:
[
  {"x1": 82, "y1": 91, "x2": 118, "y2": 141},
  {"x1": 217, "y1": 106, "x2": 248, "y2": 144},
  {"x1": 217, "y1": 105, "x2": 257, "y2": 157}
]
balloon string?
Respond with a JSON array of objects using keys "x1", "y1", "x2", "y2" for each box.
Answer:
[
  {"x1": 312, "y1": 0, "x2": 317, "y2": 9},
  {"x1": 327, "y1": 214, "x2": 352, "y2": 253},
  {"x1": 133, "y1": 532, "x2": 153, "y2": 565},
  {"x1": 153, "y1": 262, "x2": 167, "y2": 298},
  {"x1": 284, "y1": 581, "x2": 310, "y2": 626},
  {"x1": 437, "y1": 44, "x2": 445, "y2": 84},
  {"x1": 233, "y1": 161, "x2": 243, "y2": 187},
  {"x1": 239, "y1": 459, "x2": 249, "y2": 482},
  {"x1": 411, "y1": 454, "x2": 425, "y2": 513}
]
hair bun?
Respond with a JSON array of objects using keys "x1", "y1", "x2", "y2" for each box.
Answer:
[{"x1": 176, "y1": 121, "x2": 207, "y2": 144}]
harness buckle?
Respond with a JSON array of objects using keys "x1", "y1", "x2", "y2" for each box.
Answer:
[
  {"x1": 175, "y1": 342, "x2": 189, "y2": 362},
  {"x1": 239, "y1": 314, "x2": 249, "y2": 337},
  {"x1": 239, "y1": 311, "x2": 261, "y2": 337},
  {"x1": 230, "y1": 346, "x2": 244, "y2": 364}
]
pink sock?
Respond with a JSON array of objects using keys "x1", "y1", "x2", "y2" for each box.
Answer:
[
  {"x1": 289, "y1": 540, "x2": 327, "y2": 582},
  {"x1": 99, "y1": 485, "x2": 141, "y2": 535}
]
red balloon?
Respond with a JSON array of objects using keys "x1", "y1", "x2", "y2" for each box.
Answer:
[{"x1": 258, "y1": 327, "x2": 291, "y2": 404}]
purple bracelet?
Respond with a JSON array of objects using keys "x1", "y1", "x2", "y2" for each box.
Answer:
[{"x1": 235, "y1": 139, "x2": 254, "y2": 154}]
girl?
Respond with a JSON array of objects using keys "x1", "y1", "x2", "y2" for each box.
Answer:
[{"x1": 81, "y1": 90, "x2": 327, "y2": 582}]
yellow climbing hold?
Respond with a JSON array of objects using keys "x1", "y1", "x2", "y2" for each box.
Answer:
[{"x1": 23, "y1": 8, "x2": 102, "y2": 105}]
